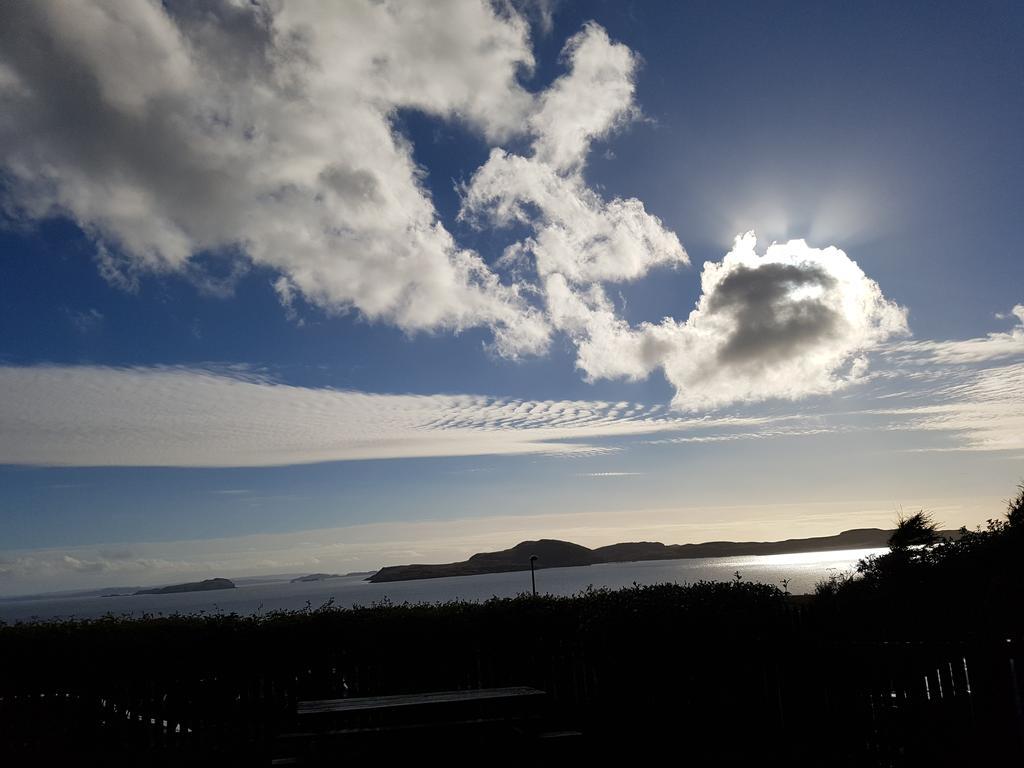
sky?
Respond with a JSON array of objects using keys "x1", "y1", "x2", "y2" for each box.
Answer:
[{"x1": 1, "y1": 0, "x2": 1022, "y2": 595}]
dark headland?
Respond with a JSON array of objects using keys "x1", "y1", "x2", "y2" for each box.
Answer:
[
  {"x1": 133, "y1": 578, "x2": 236, "y2": 595},
  {"x1": 366, "y1": 527, "x2": 959, "y2": 583}
]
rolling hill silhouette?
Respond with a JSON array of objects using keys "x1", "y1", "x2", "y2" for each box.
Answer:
[{"x1": 366, "y1": 528, "x2": 954, "y2": 583}]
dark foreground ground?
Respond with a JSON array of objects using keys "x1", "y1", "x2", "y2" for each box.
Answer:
[
  {"x1": 3, "y1": 489, "x2": 1023, "y2": 766},
  {"x1": 2, "y1": 584, "x2": 1022, "y2": 766}
]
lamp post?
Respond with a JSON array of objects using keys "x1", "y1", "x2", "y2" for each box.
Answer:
[{"x1": 529, "y1": 555, "x2": 538, "y2": 597}]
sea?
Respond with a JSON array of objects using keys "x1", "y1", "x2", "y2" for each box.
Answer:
[{"x1": 0, "y1": 547, "x2": 884, "y2": 624}]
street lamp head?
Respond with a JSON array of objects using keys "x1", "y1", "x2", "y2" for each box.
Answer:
[{"x1": 530, "y1": 555, "x2": 538, "y2": 562}]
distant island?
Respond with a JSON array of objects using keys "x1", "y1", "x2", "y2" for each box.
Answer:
[
  {"x1": 366, "y1": 528, "x2": 959, "y2": 583},
  {"x1": 290, "y1": 573, "x2": 342, "y2": 583},
  {"x1": 291, "y1": 571, "x2": 376, "y2": 583},
  {"x1": 134, "y1": 578, "x2": 236, "y2": 595}
]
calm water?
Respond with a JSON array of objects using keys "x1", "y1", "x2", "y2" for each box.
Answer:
[{"x1": 0, "y1": 548, "x2": 882, "y2": 623}]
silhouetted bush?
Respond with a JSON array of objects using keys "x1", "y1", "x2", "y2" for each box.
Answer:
[{"x1": 812, "y1": 482, "x2": 1024, "y2": 638}]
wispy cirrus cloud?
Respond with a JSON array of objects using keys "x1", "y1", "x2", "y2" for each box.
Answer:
[
  {"x1": 3, "y1": 336, "x2": 1023, "y2": 470},
  {"x1": 876, "y1": 362, "x2": 1024, "y2": 453},
  {"x1": 882, "y1": 305, "x2": 1024, "y2": 366},
  {"x1": 4, "y1": 294, "x2": 1024, "y2": 472},
  {"x1": 856, "y1": 304, "x2": 1024, "y2": 453},
  {"x1": 0, "y1": 364, "x2": 712, "y2": 467}
]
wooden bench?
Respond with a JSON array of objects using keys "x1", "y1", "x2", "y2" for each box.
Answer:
[{"x1": 276, "y1": 686, "x2": 547, "y2": 763}]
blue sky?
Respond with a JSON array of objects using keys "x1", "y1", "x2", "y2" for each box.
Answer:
[{"x1": 1, "y1": 1, "x2": 1022, "y2": 594}]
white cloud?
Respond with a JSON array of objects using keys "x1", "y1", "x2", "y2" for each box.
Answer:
[
  {"x1": 662, "y1": 235, "x2": 908, "y2": 409},
  {"x1": 0, "y1": 3, "x2": 696, "y2": 371},
  {"x1": 458, "y1": 23, "x2": 905, "y2": 411},
  {"x1": 463, "y1": 151, "x2": 687, "y2": 284},
  {"x1": 0, "y1": 3, "x2": 914, "y2": 414},
  {"x1": 460, "y1": 21, "x2": 687, "y2": 287},
  {"x1": 559, "y1": 233, "x2": 908, "y2": 410},
  {"x1": 879, "y1": 362, "x2": 1024, "y2": 452},
  {"x1": 528, "y1": 22, "x2": 639, "y2": 173},
  {"x1": 883, "y1": 304, "x2": 1024, "y2": 365},
  {"x1": 0, "y1": 364, "x2": 713, "y2": 467},
  {"x1": 0, "y1": 0, "x2": 548, "y2": 355},
  {"x1": 850, "y1": 307, "x2": 1024, "y2": 452},
  {"x1": 456, "y1": 21, "x2": 703, "y2": 401}
]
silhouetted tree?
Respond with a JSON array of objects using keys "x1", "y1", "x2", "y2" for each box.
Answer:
[
  {"x1": 887, "y1": 510, "x2": 940, "y2": 551},
  {"x1": 1006, "y1": 482, "x2": 1024, "y2": 529},
  {"x1": 813, "y1": 483, "x2": 1024, "y2": 639}
]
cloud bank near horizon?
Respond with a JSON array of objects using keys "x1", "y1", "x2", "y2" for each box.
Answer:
[{"x1": 0, "y1": 0, "x2": 910, "y2": 410}]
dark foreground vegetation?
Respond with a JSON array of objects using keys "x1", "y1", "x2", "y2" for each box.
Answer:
[{"x1": 2, "y1": 486, "x2": 1023, "y2": 766}]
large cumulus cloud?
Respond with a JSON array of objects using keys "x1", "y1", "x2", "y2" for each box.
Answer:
[
  {"x1": 664, "y1": 235, "x2": 908, "y2": 409},
  {"x1": 566, "y1": 234, "x2": 909, "y2": 410},
  {"x1": 0, "y1": 0, "x2": 548, "y2": 353}
]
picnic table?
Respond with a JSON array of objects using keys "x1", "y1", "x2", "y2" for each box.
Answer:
[{"x1": 275, "y1": 686, "x2": 548, "y2": 764}]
